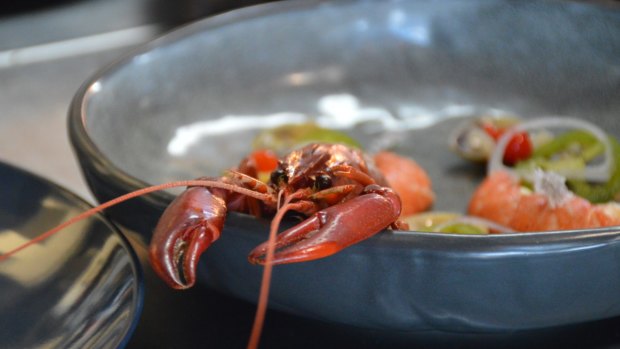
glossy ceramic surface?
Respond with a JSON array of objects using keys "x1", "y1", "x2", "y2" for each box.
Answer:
[
  {"x1": 0, "y1": 162, "x2": 143, "y2": 348},
  {"x1": 69, "y1": 0, "x2": 620, "y2": 332}
]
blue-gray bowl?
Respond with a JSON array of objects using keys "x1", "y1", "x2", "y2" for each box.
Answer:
[{"x1": 68, "y1": 0, "x2": 620, "y2": 332}]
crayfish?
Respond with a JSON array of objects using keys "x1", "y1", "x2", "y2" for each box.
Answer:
[
  {"x1": 150, "y1": 143, "x2": 434, "y2": 290},
  {"x1": 145, "y1": 142, "x2": 434, "y2": 348}
]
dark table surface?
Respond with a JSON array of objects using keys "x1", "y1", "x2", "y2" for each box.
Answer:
[{"x1": 3, "y1": 0, "x2": 620, "y2": 348}]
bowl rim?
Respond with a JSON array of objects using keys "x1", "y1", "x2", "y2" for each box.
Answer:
[
  {"x1": 0, "y1": 160, "x2": 145, "y2": 348},
  {"x1": 67, "y1": 0, "x2": 620, "y2": 252}
]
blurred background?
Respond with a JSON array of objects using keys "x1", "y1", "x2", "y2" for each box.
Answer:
[{"x1": 0, "y1": 0, "x2": 280, "y2": 204}]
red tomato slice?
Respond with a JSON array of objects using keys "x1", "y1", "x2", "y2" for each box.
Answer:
[
  {"x1": 249, "y1": 149, "x2": 279, "y2": 173},
  {"x1": 503, "y1": 132, "x2": 532, "y2": 165}
]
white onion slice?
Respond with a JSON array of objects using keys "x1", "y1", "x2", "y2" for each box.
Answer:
[{"x1": 488, "y1": 117, "x2": 613, "y2": 183}]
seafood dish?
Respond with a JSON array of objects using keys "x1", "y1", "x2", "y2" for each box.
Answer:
[{"x1": 6, "y1": 113, "x2": 620, "y2": 347}]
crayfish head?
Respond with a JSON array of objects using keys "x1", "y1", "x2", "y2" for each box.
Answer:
[{"x1": 269, "y1": 144, "x2": 338, "y2": 194}]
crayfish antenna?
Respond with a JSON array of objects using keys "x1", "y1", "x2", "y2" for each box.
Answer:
[
  {"x1": 0, "y1": 182, "x2": 192, "y2": 262},
  {"x1": 247, "y1": 190, "x2": 298, "y2": 349},
  {"x1": 0, "y1": 180, "x2": 273, "y2": 262}
]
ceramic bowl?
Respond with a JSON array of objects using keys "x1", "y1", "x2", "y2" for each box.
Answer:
[{"x1": 68, "y1": 0, "x2": 620, "y2": 332}]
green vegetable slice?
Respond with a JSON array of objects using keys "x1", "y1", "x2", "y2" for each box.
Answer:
[
  {"x1": 253, "y1": 123, "x2": 361, "y2": 155},
  {"x1": 488, "y1": 117, "x2": 613, "y2": 183},
  {"x1": 437, "y1": 223, "x2": 488, "y2": 235},
  {"x1": 515, "y1": 130, "x2": 620, "y2": 203},
  {"x1": 567, "y1": 136, "x2": 620, "y2": 203},
  {"x1": 515, "y1": 130, "x2": 601, "y2": 174}
]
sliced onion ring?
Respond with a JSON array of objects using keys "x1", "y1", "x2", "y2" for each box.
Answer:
[{"x1": 488, "y1": 117, "x2": 614, "y2": 183}]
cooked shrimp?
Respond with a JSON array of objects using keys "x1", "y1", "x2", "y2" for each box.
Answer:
[
  {"x1": 468, "y1": 117, "x2": 620, "y2": 232},
  {"x1": 373, "y1": 151, "x2": 434, "y2": 216},
  {"x1": 468, "y1": 170, "x2": 620, "y2": 231}
]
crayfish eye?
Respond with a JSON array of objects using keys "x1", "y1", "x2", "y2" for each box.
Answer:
[
  {"x1": 314, "y1": 174, "x2": 332, "y2": 190},
  {"x1": 270, "y1": 168, "x2": 288, "y2": 185}
]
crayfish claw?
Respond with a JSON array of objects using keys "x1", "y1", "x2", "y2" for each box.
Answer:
[
  {"x1": 247, "y1": 214, "x2": 340, "y2": 265},
  {"x1": 149, "y1": 187, "x2": 226, "y2": 289},
  {"x1": 248, "y1": 189, "x2": 402, "y2": 266}
]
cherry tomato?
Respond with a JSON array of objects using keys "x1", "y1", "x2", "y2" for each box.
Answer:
[
  {"x1": 503, "y1": 131, "x2": 533, "y2": 165},
  {"x1": 482, "y1": 123, "x2": 533, "y2": 165}
]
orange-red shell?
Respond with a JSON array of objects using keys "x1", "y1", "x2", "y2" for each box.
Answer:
[{"x1": 468, "y1": 171, "x2": 620, "y2": 231}]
